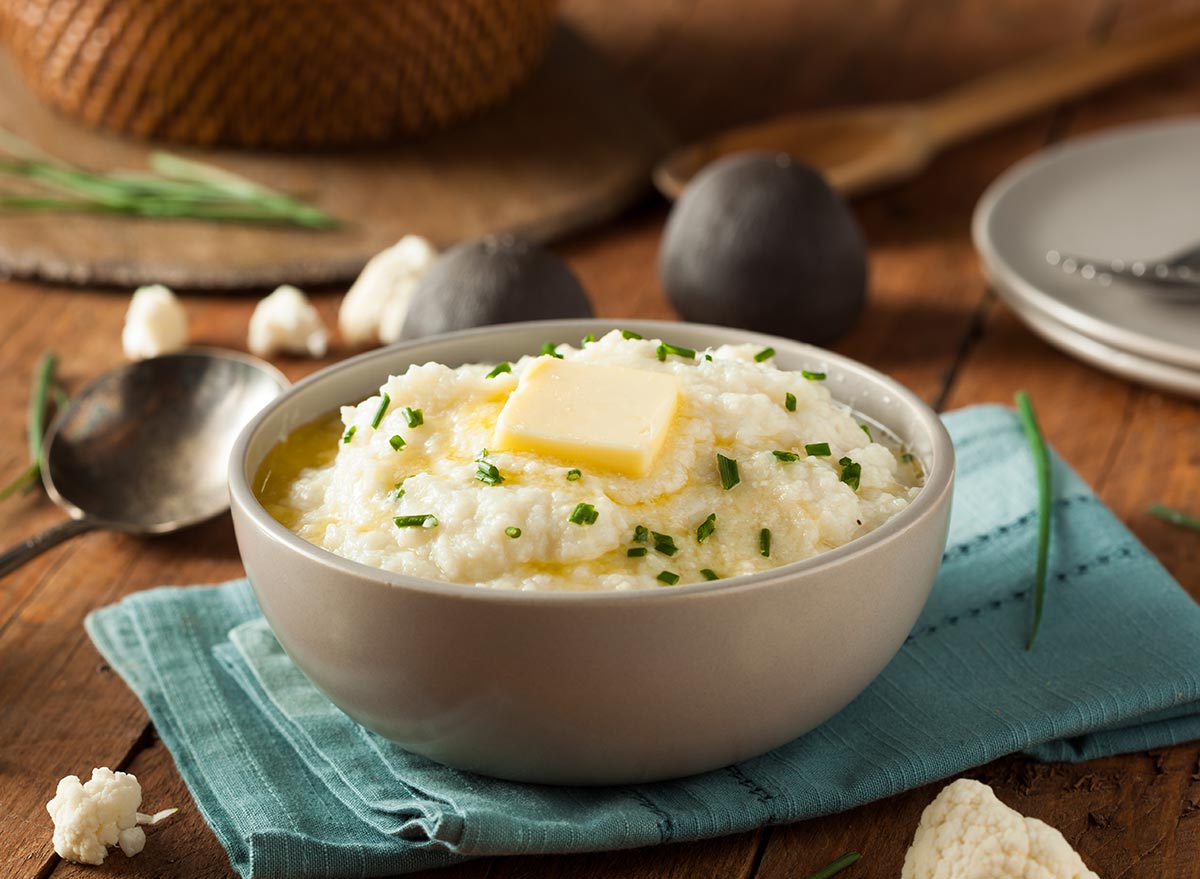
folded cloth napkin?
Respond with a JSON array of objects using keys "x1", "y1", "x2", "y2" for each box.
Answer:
[{"x1": 86, "y1": 404, "x2": 1200, "y2": 879}]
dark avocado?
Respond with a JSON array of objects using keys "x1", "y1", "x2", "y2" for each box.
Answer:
[
  {"x1": 400, "y1": 236, "x2": 593, "y2": 340},
  {"x1": 658, "y1": 152, "x2": 868, "y2": 344}
]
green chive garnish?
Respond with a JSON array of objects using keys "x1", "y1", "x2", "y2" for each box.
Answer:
[
  {"x1": 802, "y1": 851, "x2": 861, "y2": 879},
  {"x1": 806, "y1": 442, "x2": 831, "y2": 457},
  {"x1": 1016, "y1": 390, "x2": 1051, "y2": 651},
  {"x1": 759, "y1": 528, "x2": 771, "y2": 557},
  {"x1": 370, "y1": 393, "x2": 390, "y2": 429},
  {"x1": 633, "y1": 525, "x2": 649, "y2": 543},
  {"x1": 581, "y1": 333, "x2": 596, "y2": 345},
  {"x1": 621, "y1": 329, "x2": 643, "y2": 340},
  {"x1": 505, "y1": 526, "x2": 522, "y2": 538},
  {"x1": 569, "y1": 503, "x2": 598, "y2": 525},
  {"x1": 717, "y1": 453, "x2": 740, "y2": 490},
  {"x1": 656, "y1": 342, "x2": 697, "y2": 361},
  {"x1": 704, "y1": 353, "x2": 713, "y2": 361},
  {"x1": 773, "y1": 450, "x2": 800, "y2": 462},
  {"x1": 486, "y1": 362, "x2": 512, "y2": 378},
  {"x1": 656, "y1": 571, "x2": 680, "y2": 585},
  {"x1": 393, "y1": 479, "x2": 406, "y2": 500},
  {"x1": 651, "y1": 531, "x2": 678, "y2": 556},
  {"x1": 1, "y1": 351, "x2": 65, "y2": 502},
  {"x1": 342, "y1": 426, "x2": 357, "y2": 443},
  {"x1": 1148, "y1": 503, "x2": 1200, "y2": 532},
  {"x1": 700, "y1": 568, "x2": 720, "y2": 581},
  {"x1": 541, "y1": 342, "x2": 563, "y2": 358},
  {"x1": 627, "y1": 547, "x2": 648, "y2": 558},
  {"x1": 860, "y1": 424, "x2": 872, "y2": 441},
  {"x1": 394, "y1": 514, "x2": 437, "y2": 528},
  {"x1": 476, "y1": 461, "x2": 504, "y2": 485},
  {"x1": 838, "y1": 456, "x2": 861, "y2": 491},
  {"x1": 785, "y1": 392, "x2": 797, "y2": 412},
  {"x1": 696, "y1": 513, "x2": 716, "y2": 544},
  {"x1": 754, "y1": 347, "x2": 775, "y2": 362},
  {"x1": 566, "y1": 469, "x2": 582, "y2": 481},
  {"x1": 802, "y1": 370, "x2": 826, "y2": 381},
  {"x1": 389, "y1": 435, "x2": 406, "y2": 451},
  {"x1": 900, "y1": 452, "x2": 914, "y2": 463},
  {"x1": 403, "y1": 407, "x2": 423, "y2": 428}
]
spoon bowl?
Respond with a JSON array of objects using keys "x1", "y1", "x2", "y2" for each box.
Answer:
[{"x1": 0, "y1": 349, "x2": 286, "y2": 577}]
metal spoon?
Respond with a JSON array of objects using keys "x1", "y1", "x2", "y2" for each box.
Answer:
[{"x1": 0, "y1": 349, "x2": 287, "y2": 578}]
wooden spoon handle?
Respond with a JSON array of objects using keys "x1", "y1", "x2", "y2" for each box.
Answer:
[{"x1": 923, "y1": 13, "x2": 1200, "y2": 148}]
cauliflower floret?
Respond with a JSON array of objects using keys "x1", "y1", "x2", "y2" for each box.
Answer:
[
  {"x1": 902, "y1": 778, "x2": 1099, "y2": 879},
  {"x1": 339, "y1": 235, "x2": 438, "y2": 345},
  {"x1": 121, "y1": 285, "x2": 188, "y2": 360},
  {"x1": 248, "y1": 284, "x2": 329, "y2": 358},
  {"x1": 46, "y1": 767, "x2": 174, "y2": 866}
]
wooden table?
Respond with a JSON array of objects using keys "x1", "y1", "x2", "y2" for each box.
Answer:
[{"x1": 3, "y1": 0, "x2": 1199, "y2": 876}]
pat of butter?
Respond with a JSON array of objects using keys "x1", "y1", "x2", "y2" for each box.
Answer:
[{"x1": 493, "y1": 358, "x2": 679, "y2": 478}]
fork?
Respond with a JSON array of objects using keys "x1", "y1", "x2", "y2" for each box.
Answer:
[{"x1": 1046, "y1": 243, "x2": 1200, "y2": 299}]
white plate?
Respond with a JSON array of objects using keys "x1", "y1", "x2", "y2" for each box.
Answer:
[
  {"x1": 995, "y1": 284, "x2": 1200, "y2": 399},
  {"x1": 973, "y1": 118, "x2": 1200, "y2": 372}
]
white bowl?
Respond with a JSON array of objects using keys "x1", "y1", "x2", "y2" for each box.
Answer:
[{"x1": 229, "y1": 320, "x2": 954, "y2": 784}]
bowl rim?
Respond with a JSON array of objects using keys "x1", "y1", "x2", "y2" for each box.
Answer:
[{"x1": 229, "y1": 319, "x2": 955, "y2": 606}]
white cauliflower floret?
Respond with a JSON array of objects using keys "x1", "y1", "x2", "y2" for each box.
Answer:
[
  {"x1": 46, "y1": 767, "x2": 175, "y2": 866},
  {"x1": 339, "y1": 235, "x2": 438, "y2": 345},
  {"x1": 902, "y1": 778, "x2": 1099, "y2": 879},
  {"x1": 121, "y1": 284, "x2": 188, "y2": 360},
  {"x1": 248, "y1": 284, "x2": 329, "y2": 358}
]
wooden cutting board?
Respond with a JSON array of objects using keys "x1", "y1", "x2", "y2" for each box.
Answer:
[{"x1": 0, "y1": 27, "x2": 672, "y2": 290}]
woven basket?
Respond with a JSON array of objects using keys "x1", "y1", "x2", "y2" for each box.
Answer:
[{"x1": 0, "y1": 0, "x2": 557, "y2": 148}]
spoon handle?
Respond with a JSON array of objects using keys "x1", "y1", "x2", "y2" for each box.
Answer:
[{"x1": 0, "y1": 517, "x2": 97, "y2": 579}]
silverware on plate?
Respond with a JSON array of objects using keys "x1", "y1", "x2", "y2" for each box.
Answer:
[{"x1": 1046, "y1": 243, "x2": 1200, "y2": 299}]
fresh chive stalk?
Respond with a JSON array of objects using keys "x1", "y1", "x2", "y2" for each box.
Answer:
[
  {"x1": 696, "y1": 513, "x2": 717, "y2": 543},
  {"x1": 566, "y1": 469, "x2": 582, "y2": 481},
  {"x1": 717, "y1": 453, "x2": 740, "y2": 490},
  {"x1": 392, "y1": 479, "x2": 406, "y2": 500},
  {"x1": 581, "y1": 333, "x2": 596, "y2": 345},
  {"x1": 651, "y1": 531, "x2": 678, "y2": 556},
  {"x1": 754, "y1": 347, "x2": 775, "y2": 362},
  {"x1": 505, "y1": 526, "x2": 522, "y2": 539},
  {"x1": 370, "y1": 394, "x2": 390, "y2": 429},
  {"x1": 0, "y1": 351, "x2": 62, "y2": 500},
  {"x1": 621, "y1": 330, "x2": 643, "y2": 340},
  {"x1": 540, "y1": 342, "x2": 563, "y2": 359},
  {"x1": 806, "y1": 443, "x2": 831, "y2": 457},
  {"x1": 656, "y1": 571, "x2": 680, "y2": 585},
  {"x1": 342, "y1": 426, "x2": 357, "y2": 443},
  {"x1": 773, "y1": 450, "x2": 800, "y2": 462},
  {"x1": 476, "y1": 460, "x2": 504, "y2": 485},
  {"x1": 802, "y1": 851, "x2": 861, "y2": 879},
  {"x1": 389, "y1": 435, "x2": 406, "y2": 451},
  {"x1": 656, "y1": 342, "x2": 697, "y2": 361},
  {"x1": 1016, "y1": 390, "x2": 1052, "y2": 651},
  {"x1": 394, "y1": 514, "x2": 437, "y2": 528},
  {"x1": 569, "y1": 503, "x2": 599, "y2": 525},
  {"x1": 838, "y1": 456, "x2": 861, "y2": 491},
  {"x1": 785, "y1": 392, "x2": 797, "y2": 412},
  {"x1": 759, "y1": 528, "x2": 772, "y2": 557},
  {"x1": 860, "y1": 424, "x2": 872, "y2": 441},
  {"x1": 486, "y1": 362, "x2": 512, "y2": 378},
  {"x1": 700, "y1": 569, "x2": 720, "y2": 581},
  {"x1": 627, "y1": 547, "x2": 648, "y2": 558},
  {"x1": 1148, "y1": 503, "x2": 1200, "y2": 532},
  {"x1": 633, "y1": 525, "x2": 649, "y2": 543},
  {"x1": 402, "y1": 407, "x2": 423, "y2": 427},
  {"x1": 802, "y1": 370, "x2": 826, "y2": 381}
]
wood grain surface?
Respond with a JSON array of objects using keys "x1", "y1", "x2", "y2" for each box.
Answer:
[
  {"x1": 3, "y1": 0, "x2": 1199, "y2": 877},
  {"x1": 0, "y1": 27, "x2": 670, "y2": 290}
]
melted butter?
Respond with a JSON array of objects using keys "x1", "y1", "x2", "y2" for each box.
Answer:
[{"x1": 254, "y1": 410, "x2": 343, "y2": 530}]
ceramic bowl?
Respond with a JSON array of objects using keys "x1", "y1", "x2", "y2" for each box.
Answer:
[{"x1": 229, "y1": 320, "x2": 954, "y2": 785}]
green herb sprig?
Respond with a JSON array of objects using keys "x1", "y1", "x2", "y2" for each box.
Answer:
[
  {"x1": 0, "y1": 352, "x2": 66, "y2": 501},
  {"x1": 1016, "y1": 390, "x2": 1052, "y2": 651},
  {"x1": 1148, "y1": 503, "x2": 1200, "y2": 532},
  {"x1": 717, "y1": 453, "x2": 740, "y2": 490},
  {"x1": 569, "y1": 503, "x2": 599, "y2": 525},
  {"x1": 838, "y1": 456, "x2": 861, "y2": 490},
  {"x1": 656, "y1": 571, "x2": 680, "y2": 585},
  {"x1": 802, "y1": 851, "x2": 861, "y2": 879},
  {"x1": 657, "y1": 342, "x2": 697, "y2": 361},
  {"x1": 370, "y1": 394, "x2": 390, "y2": 429},
  {"x1": 696, "y1": 513, "x2": 716, "y2": 543}
]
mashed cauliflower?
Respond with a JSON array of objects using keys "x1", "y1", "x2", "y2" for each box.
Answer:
[{"x1": 258, "y1": 331, "x2": 920, "y2": 591}]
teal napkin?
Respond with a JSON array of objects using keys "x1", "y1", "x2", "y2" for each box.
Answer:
[{"x1": 86, "y1": 405, "x2": 1200, "y2": 879}]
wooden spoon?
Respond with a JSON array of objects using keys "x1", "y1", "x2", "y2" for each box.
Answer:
[{"x1": 654, "y1": 13, "x2": 1200, "y2": 199}]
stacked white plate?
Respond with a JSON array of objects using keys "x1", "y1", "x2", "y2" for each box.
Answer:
[{"x1": 973, "y1": 119, "x2": 1200, "y2": 398}]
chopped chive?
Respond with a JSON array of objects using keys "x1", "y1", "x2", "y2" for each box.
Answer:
[
  {"x1": 394, "y1": 514, "x2": 437, "y2": 528},
  {"x1": 900, "y1": 452, "x2": 914, "y2": 463},
  {"x1": 403, "y1": 407, "x2": 423, "y2": 427},
  {"x1": 475, "y1": 461, "x2": 504, "y2": 485},
  {"x1": 802, "y1": 851, "x2": 861, "y2": 879},
  {"x1": 581, "y1": 333, "x2": 596, "y2": 345},
  {"x1": 566, "y1": 468, "x2": 582, "y2": 481},
  {"x1": 785, "y1": 392, "x2": 797, "y2": 412},
  {"x1": 656, "y1": 342, "x2": 697, "y2": 361},
  {"x1": 1016, "y1": 390, "x2": 1051, "y2": 651},
  {"x1": 759, "y1": 528, "x2": 771, "y2": 557},
  {"x1": 802, "y1": 370, "x2": 826, "y2": 381},
  {"x1": 370, "y1": 393, "x2": 391, "y2": 429},
  {"x1": 860, "y1": 424, "x2": 872, "y2": 441},
  {"x1": 392, "y1": 479, "x2": 406, "y2": 500},
  {"x1": 696, "y1": 513, "x2": 717, "y2": 544},
  {"x1": 773, "y1": 450, "x2": 800, "y2": 462},
  {"x1": 486, "y1": 362, "x2": 512, "y2": 378},
  {"x1": 838, "y1": 456, "x2": 861, "y2": 491},
  {"x1": 754, "y1": 347, "x2": 775, "y2": 362},
  {"x1": 717, "y1": 453, "x2": 740, "y2": 490},
  {"x1": 342, "y1": 426, "x2": 357, "y2": 443},
  {"x1": 633, "y1": 525, "x2": 649, "y2": 543},
  {"x1": 621, "y1": 329, "x2": 643, "y2": 340},
  {"x1": 389, "y1": 435, "x2": 406, "y2": 451},
  {"x1": 569, "y1": 502, "x2": 598, "y2": 525},
  {"x1": 805, "y1": 442, "x2": 831, "y2": 457},
  {"x1": 699, "y1": 568, "x2": 720, "y2": 581},
  {"x1": 541, "y1": 342, "x2": 563, "y2": 358},
  {"x1": 651, "y1": 531, "x2": 678, "y2": 556},
  {"x1": 505, "y1": 526, "x2": 522, "y2": 539},
  {"x1": 627, "y1": 547, "x2": 648, "y2": 558},
  {"x1": 1148, "y1": 503, "x2": 1200, "y2": 532},
  {"x1": 656, "y1": 571, "x2": 680, "y2": 585},
  {"x1": 704, "y1": 353, "x2": 713, "y2": 362}
]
